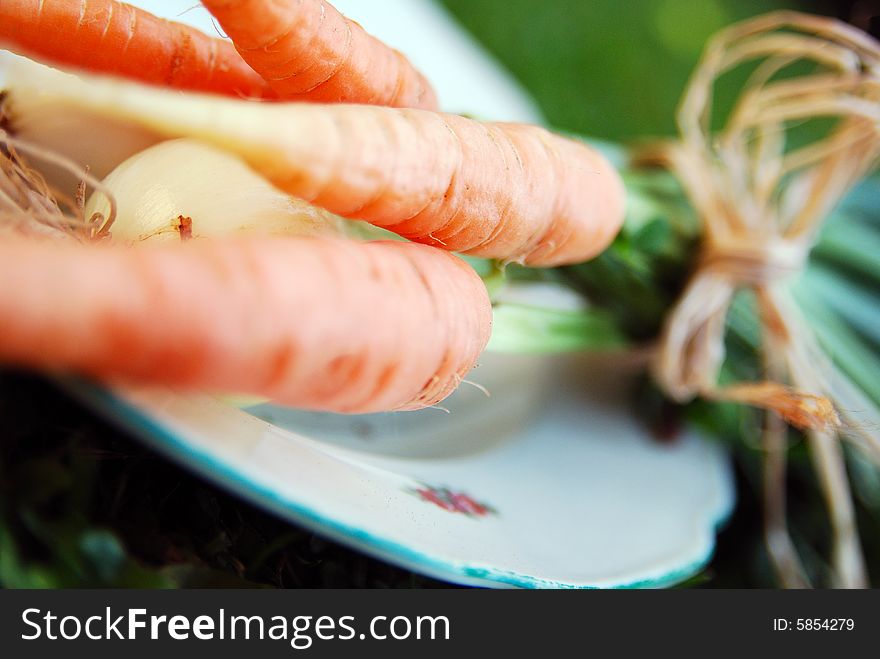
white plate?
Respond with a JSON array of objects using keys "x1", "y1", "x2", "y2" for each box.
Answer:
[{"x1": 68, "y1": 351, "x2": 734, "y2": 589}]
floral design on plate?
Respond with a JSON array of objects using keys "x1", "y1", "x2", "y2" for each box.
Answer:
[{"x1": 412, "y1": 484, "x2": 498, "y2": 518}]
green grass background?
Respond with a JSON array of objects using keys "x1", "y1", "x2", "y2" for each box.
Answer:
[{"x1": 440, "y1": 0, "x2": 846, "y2": 139}]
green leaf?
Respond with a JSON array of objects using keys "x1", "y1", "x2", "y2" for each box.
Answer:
[
  {"x1": 792, "y1": 288, "x2": 880, "y2": 407},
  {"x1": 79, "y1": 530, "x2": 127, "y2": 582},
  {"x1": 631, "y1": 217, "x2": 672, "y2": 254},
  {"x1": 800, "y1": 266, "x2": 880, "y2": 348},
  {"x1": 814, "y1": 217, "x2": 880, "y2": 286},
  {"x1": 488, "y1": 302, "x2": 627, "y2": 353}
]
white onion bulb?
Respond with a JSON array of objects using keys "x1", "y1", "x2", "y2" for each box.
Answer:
[{"x1": 85, "y1": 139, "x2": 344, "y2": 243}]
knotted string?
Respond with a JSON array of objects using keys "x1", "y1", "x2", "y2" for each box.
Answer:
[{"x1": 651, "y1": 11, "x2": 880, "y2": 588}]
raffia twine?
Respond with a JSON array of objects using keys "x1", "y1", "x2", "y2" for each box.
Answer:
[{"x1": 651, "y1": 11, "x2": 880, "y2": 588}]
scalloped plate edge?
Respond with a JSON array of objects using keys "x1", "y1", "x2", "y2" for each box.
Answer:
[{"x1": 65, "y1": 379, "x2": 735, "y2": 589}]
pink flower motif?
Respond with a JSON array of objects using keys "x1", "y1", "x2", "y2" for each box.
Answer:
[
  {"x1": 450, "y1": 493, "x2": 490, "y2": 516},
  {"x1": 412, "y1": 484, "x2": 497, "y2": 517}
]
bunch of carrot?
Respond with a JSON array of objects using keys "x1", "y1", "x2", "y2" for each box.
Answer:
[
  {"x1": 0, "y1": 0, "x2": 436, "y2": 107},
  {"x1": 0, "y1": 0, "x2": 626, "y2": 413}
]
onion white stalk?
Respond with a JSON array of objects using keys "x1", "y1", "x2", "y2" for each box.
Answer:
[{"x1": 85, "y1": 139, "x2": 344, "y2": 243}]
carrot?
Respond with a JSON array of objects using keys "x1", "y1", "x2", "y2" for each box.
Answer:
[
  {"x1": 0, "y1": 235, "x2": 492, "y2": 413},
  {"x1": 0, "y1": 0, "x2": 273, "y2": 98},
  {"x1": 17, "y1": 64, "x2": 625, "y2": 266},
  {"x1": 202, "y1": 0, "x2": 438, "y2": 109}
]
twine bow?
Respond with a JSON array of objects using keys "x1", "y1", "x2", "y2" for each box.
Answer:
[{"x1": 652, "y1": 12, "x2": 880, "y2": 588}]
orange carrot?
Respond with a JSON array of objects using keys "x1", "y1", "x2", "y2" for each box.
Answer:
[
  {"x1": 202, "y1": 0, "x2": 438, "y2": 109},
  {"x1": 153, "y1": 106, "x2": 623, "y2": 266},
  {"x1": 0, "y1": 0, "x2": 273, "y2": 98},
  {"x1": 0, "y1": 235, "x2": 491, "y2": 413},
  {"x1": 21, "y1": 68, "x2": 625, "y2": 266}
]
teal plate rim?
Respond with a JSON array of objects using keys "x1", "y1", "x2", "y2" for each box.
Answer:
[{"x1": 66, "y1": 380, "x2": 736, "y2": 589}]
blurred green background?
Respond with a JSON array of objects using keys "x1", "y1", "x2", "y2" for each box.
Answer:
[{"x1": 440, "y1": 0, "x2": 868, "y2": 140}]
